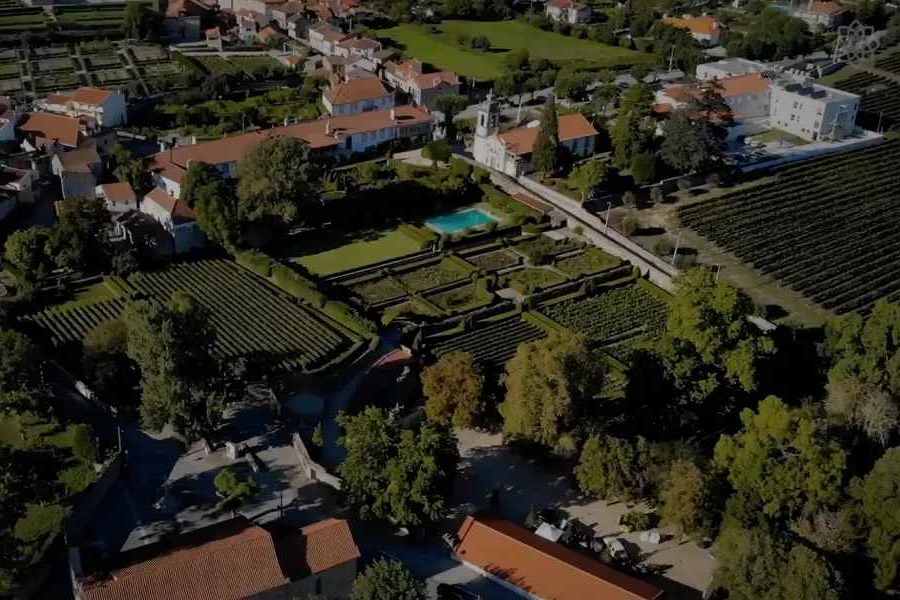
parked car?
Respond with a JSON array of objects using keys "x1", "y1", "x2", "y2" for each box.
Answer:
[
  {"x1": 602, "y1": 536, "x2": 628, "y2": 562},
  {"x1": 437, "y1": 583, "x2": 481, "y2": 600}
]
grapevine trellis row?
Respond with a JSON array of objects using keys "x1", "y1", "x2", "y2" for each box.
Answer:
[{"x1": 679, "y1": 140, "x2": 900, "y2": 314}]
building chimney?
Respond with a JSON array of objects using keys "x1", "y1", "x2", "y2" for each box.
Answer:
[
  {"x1": 159, "y1": 140, "x2": 167, "y2": 152},
  {"x1": 69, "y1": 547, "x2": 83, "y2": 579},
  {"x1": 390, "y1": 108, "x2": 396, "y2": 120},
  {"x1": 325, "y1": 119, "x2": 332, "y2": 135}
]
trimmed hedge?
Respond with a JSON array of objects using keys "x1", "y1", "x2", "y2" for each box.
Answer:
[
  {"x1": 271, "y1": 264, "x2": 327, "y2": 307},
  {"x1": 235, "y1": 249, "x2": 275, "y2": 278},
  {"x1": 323, "y1": 300, "x2": 378, "y2": 338}
]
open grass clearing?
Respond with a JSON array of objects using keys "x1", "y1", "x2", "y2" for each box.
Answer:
[
  {"x1": 376, "y1": 20, "x2": 653, "y2": 79},
  {"x1": 294, "y1": 228, "x2": 422, "y2": 276}
]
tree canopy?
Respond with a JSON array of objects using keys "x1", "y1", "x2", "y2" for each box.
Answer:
[
  {"x1": 575, "y1": 434, "x2": 651, "y2": 500},
  {"x1": 660, "y1": 111, "x2": 725, "y2": 174},
  {"x1": 123, "y1": 291, "x2": 223, "y2": 439},
  {"x1": 421, "y1": 351, "x2": 483, "y2": 428},
  {"x1": 236, "y1": 136, "x2": 323, "y2": 228},
  {"x1": 351, "y1": 559, "x2": 426, "y2": 600},
  {"x1": 501, "y1": 334, "x2": 604, "y2": 451},
  {"x1": 568, "y1": 159, "x2": 607, "y2": 203},
  {"x1": 532, "y1": 97, "x2": 560, "y2": 176},
  {"x1": 714, "y1": 396, "x2": 847, "y2": 525},
  {"x1": 181, "y1": 162, "x2": 239, "y2": 247},
  {"x1": 337, "y1": 407, "x2": 459, "y2": 528},
  {"x1": 856, "y1": 447, "x2": 900, "y2": 590}
]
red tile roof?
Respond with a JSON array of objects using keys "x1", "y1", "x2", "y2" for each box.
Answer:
[
  {"x1": 99, "y1": 182, "x2": 137, "y2": 205},
  {"x1": 498, "y1": 113, "x2": 598, "y2": 156},
  {"x1": 144, "y1": 187, "x2": 197, "y2": 224},
  {"x1": 19, "y1": 112, "x2": 81, "y2": 148},
  {"x1": 664, "y1": 73, "x2": 770, "y2": 105},
  {"x1": 325, "y1": 78, "x2": 390, "y2": 104},
  {"x1": 259, "y1": 25, "x2": 286, "y2": 42},
  {"x1": 56, "y1": 86, "x2": 115, "y2": 107},
  {"x1": 455, "y1": 515, "x2": 664, "y2": 600},
  {"x1": 804, "y1": 1, "x2": 846, "y2": 15},
  {"x1": 412, "y1": 71, "x2": 460, "y2": 91},
  {"x1": 300, "y1": 519, "x2": 361, "y2": 574},
  {"x1": 150, "y1": 106, "x2": 431, "y2": 181},
  {"x1": 662, "y1": 15, "x2": 720, "y2": 36},
  {"x1": 80, "y1": 519, "x2": 289, "y2": 600}
]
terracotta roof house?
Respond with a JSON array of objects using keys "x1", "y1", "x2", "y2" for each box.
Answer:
[
  {"x1": 662, "y1": 15, "x2": 722, "y2": 45},
  {"x1": 19, "y1": 112, "x2": 83, "y2": 149},
  {"x1": 792, "y1": 0, "x2": 847, "y2": 29},
  {"x1": 455, "y1": 515, "x2": 664, "y2": 600},
  {"x1": 323, "y1": 78, "x2": 394, "y2": 115},
  {"x1": 258, "y1": 24, "x2": 287, "y2": 44},
  {"x1": 51, "y1": 143, "x2": 103, "y2": 200},
  {"x1": 141, "y1": 187, "x2": 204, "y2": 254},
  {"x1": 384, "y1": 60, "x2": 462, "y2": 109},
  {"x1": 473, "y1": 98, "x2": 599, "y2": 177},
  {"x1": 96, "y1": 182, "x2": 138, "y2": 213},
  {"x1": 76, "y1": 517, "x2": 360, "y2": 600},
  {"x1": 149, "y1": 105, "x2": 433, "y2": 197},
  {"x1": 655, "y1": 73, "x2": 772, "y2": 119},
  {"x1": 307, "y1": 22, "x2": 352, "y2": 55},
  {"x1": 36, "y1": 86, "x2": 127, "y2": 128},
  {"x1": 546, "y1": 0, "x2": 592, "y2": 24}
]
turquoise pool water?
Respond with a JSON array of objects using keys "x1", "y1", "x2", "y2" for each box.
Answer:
[{"x1": 426, "y1": 209, "x2": 497, "y2": 234}]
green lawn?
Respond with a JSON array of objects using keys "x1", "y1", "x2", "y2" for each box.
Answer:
[
  {"x1": 295, "y1": 228, "x2": 421, "y2": 276},
  {"x1": 377, "y1": 20, "x2": 654, "y2": 79}
]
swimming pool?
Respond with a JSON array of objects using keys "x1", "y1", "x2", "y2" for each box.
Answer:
[{"x1": 426, "y1": 209, "x2": 498, "y2": 234}]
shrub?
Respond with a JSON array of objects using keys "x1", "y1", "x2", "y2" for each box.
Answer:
[
  {"x1": 631, "y1": 152, "x2": 656, "y2": 185},
  {"x1": 620, "y1": 510, "x2": 655, "y2": 532},
  {"x1": 71, "y1": 424, "x2": 97, "y2": 463},
  {"x1": 214, "y1": 467, "x2": 258, "y2": 505},
  {"x1": 235, "y1": 250, "x2": 275, "y2": 278},
  {"x1": 622, "y1": 191, "x2": 638, "y2": 208},
  {"x1": 14, "y1": 503, "x2": 67, "y2": 544},
  {"x1": 59, "y1": 463, "x2": 97, "y2": 494},
  {"x1": 653, "y1": 238, "x2": 675, "y2": 257},
  {"x1": 621, "y1": 215, "x2": 640, "y2": 236}
]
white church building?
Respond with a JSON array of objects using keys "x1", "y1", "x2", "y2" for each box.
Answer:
[{"x1": 473, "y1": 94, "x2": 599, "y2": 177}]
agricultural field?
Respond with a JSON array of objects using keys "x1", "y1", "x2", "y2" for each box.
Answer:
[
  {"x1": 128, "y1": 259, "x2": 356, "y2": 371},
  {"x1": 539, "y1": 281, "x2": 669, "y2": 345},
  {"x1": 0, "y1": 8, "x2": 48, "y2": 34},
  {"x1": 376, "y1": 20, "x2": 654, "y2": 79},
  {"x1": 832, "y1": 71, "x2": 900, "y2": 129},
  {"x1": 554, "y1": 247, "x2": 621, "y2": 278},
  {"x1": 678, "y1": 140, "x2": 900, "y2": 314},
  {"x1": 513, "y1": 234, "x2": 584, "y2": 265},
  {"x1": 500, "y1": 267, "x2": 567, "y2": 294},
  {"x1": 465, "y1": 249, "x2": 521, "y2": 271},
  {"x1": 874, "y1": 51, "x2": 900, "y2": 74},
  {"x1": 395, "y1": 257, "x2": 474, "y2": 292},
  {"x1": 27, "y1": 260, "x2": 357, "y2": 372},
  {"x1": 431, "y1": 315, "x2": 548, "y2": 367}
]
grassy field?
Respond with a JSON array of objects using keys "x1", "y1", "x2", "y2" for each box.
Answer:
[
  {"x1": 377, "y1": 20, "x2": 653, "y2": 79},
  {"x1": 296, "y1": 228, "x2": 421, "y2": 276}
]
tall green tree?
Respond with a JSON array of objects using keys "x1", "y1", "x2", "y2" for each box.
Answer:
[
  {"x1": 660, "y1": 111, "x2": 726, "y2": 174},
  {"x1": 567, "y1": 159, "x2": 607, "y2": 203},
  {"x1": 337, "y1": 408, "x2": 459, "y2": 527},
  {"x1": 112, "y1": 144, "x2": 148, "y2": 192},
  {"x1": 236, "y1": 136, "x2": 323, "y2": 228},
  {"x1": 123, "y1": 291, "x2": 221, "y2": 439},
  {"x1": 181, "y1": 162, "x2": 239, "y2": 247},
  {"x1": 660, "y1": 459, "x2": 721, "y2": 539},
  {"x1": 714, "y1": 396, "x2": 847, "y2": 525},
  {"x1": 352, "y1": 559, "x2": 426, "y2": 600},
  {"x1": 712, "y1": 522, "x2": 847, "y2": 600},
  {"x1": 532, "y1": 97, "x2": 560, "y2": 176},
  {"x1": 856, "y1": 447, "x2": 900, "y2": 590},
  {"x1": 421, "y1": 351, "x2": 483, "y2": 428},
  {"x1": 575, "y1": 434, "x2": 651, "y2": 500},
  {"x1": 50, "y1": 197, "x2": 112, "y2": 273},
  {"x1": 3, "y1": 227, "x2": 53, "y2": 282},
  {"x1": 501, "y1": 334, "x2": 604, "y2": 451},
  {"x1": 434, "y1": 93, "x2": 468, "y2": 143}
]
